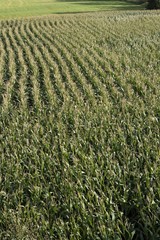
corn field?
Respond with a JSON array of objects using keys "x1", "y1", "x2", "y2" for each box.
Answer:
[{"x1": 0, "y1": 11, "x2": 160, "y2": 239}]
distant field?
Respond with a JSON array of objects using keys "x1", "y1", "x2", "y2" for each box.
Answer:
[
  {"x1": 0, "y1": 11, "x2": 160, "y2": 239},
  {"x1": 0, "y1": 0, "x2": 145, "y2": 18}
]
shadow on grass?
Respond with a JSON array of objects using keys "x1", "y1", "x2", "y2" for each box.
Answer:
[
  {"x1": 55, "y1": 0, "x2": 145, "y2": 11},
  {"x1": 57, "y1": 0, "x2": 141, "y2": 2}
]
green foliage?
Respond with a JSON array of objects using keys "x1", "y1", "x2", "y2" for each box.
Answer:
[
  {"x1": 147, "y1": 0, "x2": 160, "y2": 9},
  {"x1": 0, "y1": 11, "x2": 160, "y2": 239}
]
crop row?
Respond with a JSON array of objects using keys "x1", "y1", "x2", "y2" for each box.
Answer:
[
  {"x1": 0, "y1": 12, "x2": 160, "y2": 239},
  {"x1": 0, "y1": 12, "x2": 159, "y2": 112}
]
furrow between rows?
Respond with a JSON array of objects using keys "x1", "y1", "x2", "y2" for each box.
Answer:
[
  {"x1": 0, "y1": 29, "x2": 17, "y2": 110},
  {"x1": 25, "y1": 21, "x2": 75, "y2": 105},
  {"x1": 14, "y1": 25, "x2": 40, "y2": 108},
  {"x1": 8, "y1": 25, "x2": 28, "y2": 109},
  {"x1": 0, "y1": 37, "x2": 5, "y2": 97},
  {"x1": 24, "y1": 22, "x2": 55, "y2": 107},
  {"x1": 39, "y1": 20, "x2": 104, "y2": 103},
  {"x1": 32, "y1": 20, "x2": 95, "y2": 104},
  {"x1": 45, "y1": 20, "x2": 123, "y2": 105}
]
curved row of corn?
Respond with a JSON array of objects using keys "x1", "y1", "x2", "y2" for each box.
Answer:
[
  {"x1": 0, "y1": 11, "x2": 160, "y2": 239},
  {"x1": 0, "y1": 12, "x2": 159, "y2": 112}
]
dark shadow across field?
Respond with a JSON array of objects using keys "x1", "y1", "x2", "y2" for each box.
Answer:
[{"x1": 55, "y1": 0, "x2": 145, "y2": 11}]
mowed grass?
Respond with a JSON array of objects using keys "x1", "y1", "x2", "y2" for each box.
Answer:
[
  {"x1": 0, "y1": 0, "x2": 145, "y2": 19},
  {"x1": 0, "y1": 10, "x2": 160, "y2": 239}
]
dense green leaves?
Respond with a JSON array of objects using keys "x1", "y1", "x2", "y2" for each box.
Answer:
[
  {"x1": 147, "y1": 0, "x2": 160, "y2": 9},
  {"x1": 0, "y1": 11, "x2": 160, "y2": 239}
]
